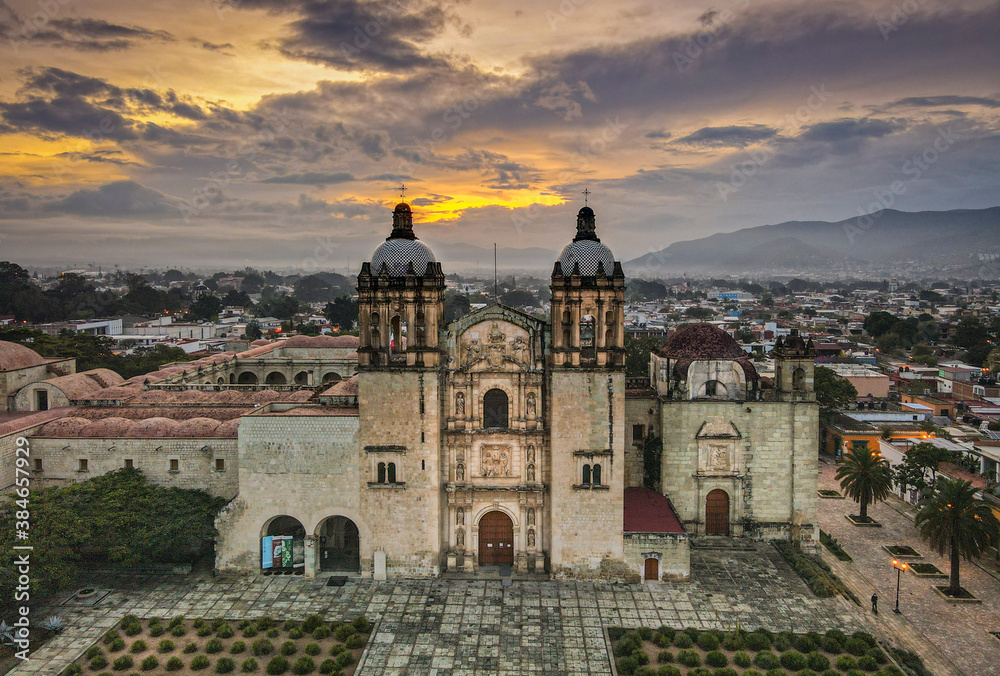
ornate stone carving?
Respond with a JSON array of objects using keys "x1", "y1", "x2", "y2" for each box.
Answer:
[
  {"x1": 526, "y1": 463, "x2": 536, "y2": 482},
  {"x1": 527, "y1": 529, "x2": 535, "y2": 548},
  {"x1": 709, "y1": 445, "x2": 730, "y2": 471},
  {"x1": 455, "y1": 392, "x2": 465, "y2": 417},
  {"x1": 526, "y1": 392, "x2": 537, "y2": 418},
  {"x1": 456, "y1": 527, "x2": 465, "y2": 548},
  {"x1": 481, "y1": 444, "x2": 511, "y2": 477},
  {"x1": 526, "y1": 444, "x2": 535, "y2": 464},
  {"x1": 527, "y1": 507, "x2": 535, "y2": 526},
  {"x1": 456, "y1": 507, "x2": 464, "y2": 525},
  {"x1": 456, "y1": 462, "x2": 465, "y2": 481}
]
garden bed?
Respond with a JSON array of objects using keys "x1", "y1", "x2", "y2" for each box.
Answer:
[
  {"x1": 817, "y1": 490, "x2": 845, "y2": 499},
  {"x1": 61, "y1": 614, "x2": 372, "y2": 676},
  {"x1": 881, "y1": 545, "x2": 922, "y2": 558},
  {"x1": 819, "y1": 530, "x2": 852, "y2": 562},
  {"x1": 845, "y1": 514, "x2": 882, "y2": 527},
  {"x1": 773, "y1": 541, "x2": 860, "y2": 606},
  {"x1": 608, "y1": 626, "x2": 907, "y2": 676},
  {"x1": 907, "y1": 563, "x2": 946, "y2": 578},
  {"x1": 933, "y1": 586, "x2": 982, "y2": 604}
]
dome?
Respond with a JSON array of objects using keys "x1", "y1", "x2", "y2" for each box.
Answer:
[
  {"x1": 125, "y1": 417, "x2": 179, "y2": 438},
  {"x1": 371, "y1": 238, "x2": 436, "y2": 277},
  {"x1": 171, "y1": 417, "x2": 222, "y2": 437},
  {"x1": 559, "y1": 239, "x2": 616, "y2": 276},
  {"x1": 37, "y1": 417, "x2": 92, "y2": 437},
  {"x1": 79, "y1": 417, "x2": 134, "y2": 437},
  {"x1": 0, "y1": 341, "x2": 46, "y2": 371},
  {"x1": 214, "y1": 419, "x2": 241, "y2": 437},
  {"x1": 657, "y1": 323, "x2": 747, "y2": 360}
]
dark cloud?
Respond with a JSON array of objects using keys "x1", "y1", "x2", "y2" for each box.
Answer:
[
  {"x1": 194, "y1": 39, "x2": 235, "y2": 53},
  {"x1": 885, "y1": 95, "x2": 1000, "y2": 109},
  {"x1": 0, "y1": 96, "x2": 139, "y2": 140},
  {"x1": 675, "y1": 125, "x2": 777, "y2": 148},
  {"x1": 798, "y1": 117, "x2": 904, "y2": 143},
  {"x1": 1, "y1": 8, "x2": 174, "y2": 52},
  {"x1": 645, "y1": 130, "x2": 671, "y2": 139},
  {"x1": 47, "y1": 181, "x2": 184, "y2": 217},
  {"x1": 262, "y1": 172, "x2": 357, "y2": 185}
]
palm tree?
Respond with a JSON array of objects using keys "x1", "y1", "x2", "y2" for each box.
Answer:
[
  {"x1": 915, "y1": 478, "x2": 999, "y2": 595},
  {"x1": 835, "y1": 447, "x2": 892, "y2": 521}
]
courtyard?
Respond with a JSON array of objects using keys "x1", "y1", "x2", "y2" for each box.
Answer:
[{"x1": 15, "y1": 547, "x2": 859, "y2": 676}]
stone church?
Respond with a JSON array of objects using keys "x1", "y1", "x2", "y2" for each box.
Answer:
[{"x1": 0, "y1": 202, "x2": 818, "y2": 583}]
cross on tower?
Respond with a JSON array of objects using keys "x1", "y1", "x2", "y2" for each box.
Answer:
[
  {"x1": 399, "y1": 183, "x2": 407, "y2": 201},
  {"x1": 582, "y1": 188, "x2": 591, "y2": 205}
]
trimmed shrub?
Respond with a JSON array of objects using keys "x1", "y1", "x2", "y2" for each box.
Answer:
[
  {"x1": 89, "y1": 656, "x2": 109, "y2": 671},
  {"x1": 280, "y1": 641, "x2": 297, "y2": 656},
  {"x1": 754, "y1": 652, "x2": 780, "y2": 670},
  {"x1": 677, "y1": 649, "x2": 701, "y2": 668},
  {"x1": 266, "y1": 657, "x2": 288, "y2": 676},
  {"x1": 243, "y1": 626, "x2": 259, "y2": 639},
  {"x1": 343, "y1": 635, "x2": 364, "y2": 650},
  {"x1": 328, "y1": 646, "x2": 344, "y2": 657},
  {"x1": 332, "y1": 625, "x2": 355, "y2": 642},
  {"x1": 171, "y1": 626, "x2": 186, "y2": 638},
  {"x1": 149, "y1": 626, "x2": 165, "y2": 638},
  {"x1": 158, "y1": 640, "x2": 176, "y2": 654},
  {"x1": 672, "y1": 633, "x2": 693, "y2": 649},
  {"x1": 745, "y1": 632, "x2": 771, "y2": 651},
  {"x1": 617, "y1": 657, "x2": 639, "y2": 676},
  {"x1": 332, "y1": 653, "x2": 353, "y2": 669},
  {"x1": 287, "y1": 628, "x2": 304, "y2": 641},
  {"x1": 231, "y1": 642, "x2": 247, "y2": 655},
  {"x1": 165, "y1": 657, "x2": 184, "y2": 672},
  {"x1": 821, "y1": 636, "x2": 843, "y2": 654},
  {"x1": 207, "y1": 639, "x2": 225, "y2": 654},
  {"x1": 63, "y1": 663, "x2": 83, "y2": 676},
  {"x1": 608, "y1": 627, "x2": 627, "y2": 641},
  {"x1": 168, "y1": 617, "x2": 185, "y2": 629},
  {"x1": 130, "y1": 641, "x2": 147, "y2": 654},
  {"x1": 780, "y1": 651, "x2": 807, "y2": 671},
  {"x1": 742, "y1": 671, "x2": 764, "y2": 676},
  {"x1": 637, "y1": 627, "x2": 653, "y2": 641},
  {"x1": 140, "y1": 657, "x2": 158, "y2": 672},
  {"x1": 656, "y1": 667, "x2": 681, "y2": 676},
  {"x1": 868, "y1": 648, "x2": 888, "y2": 665},
  {"x1": 713, "y1": 669, "x2": 739, "y2": 676},
  {"x1": 723, "y1": 631, "x2": 744, "y2": 651},
  {"x1": 876, "y1": 668, "x2": 904, "y2": 676},
  {"x1": 705, "y1": 651, "x2": 727, "y2": 668},
  {"x1": 112, "y1": 656, "x2": 134, "y2": 671},
  {"x1": 194, "y1": 620, "x2": 206, "y2": 629},
  {"x1": 697, "y1": 633, "x2": 720, "y2": 651},
  {"x1": 198, "y1": 626, "x2": 215, "y2": 638},
  {"x1": 256, "y1": 618, "x2": 275, "y2": 631},
  {"x1": 351, "y1": 617, "x2": 371, "y2": 633},
  {"x1": 657, "y1": 650, "x2": 673, "y2": 663},
  {"x1": 217, "y1": 625, "x2": 235, "y2": 639},
  {"x1": 190, "y1": 656, "x2": 210, "y2": 671},
  {"x1": 86, "y1": 647, "x2": 105, "y2": 660},
  {"x1": 312, "y1": 627, "x2": 330, "y2": 641},
  {"x1": 773, "y1": 633, "x2": 792, "y2": 652},
  {"x1": 807, "y1": 652, "x2": 830, "y2": 671},
  {"x1": 837, "y1": 655, "x2": 858, "y2": 671},
  {"x1": 184, "y1": 644, "x2": 199, "y2": 655},
  {"x1": 846, "y1": 638, "x2": 869, "y2": 656},
  {"x1": 267, "y1": 629, "x2": 280, "y2": 639},
  {"x1": 251, "y1": 640, "x2": 275, "y2": 657},
  {"x1": 241, "y1": 659, "x2": 258, "y2": 673},
  {"x1": 216, "y1": 658, "x2": 235, "y2": 674},
  {"x1": 798, "y1": 671, "x2": 817, "y2": 676},
  {"x1": 634, "y1": 651, "x2": 650, "y2": 666},
  {"x1": 123, "y1": 624, "x2": 142, "y2": 638},
  {"x1": 283, "y1": 621, "x2": 299, "y2": 631},
  {"x1": 765, "y1": 670, "x2": 788, "y2": 676},
  {"x1": 794, "y1": 636, "x2": 817, "y2": 653},
  {"x1": 291, "y1": 658, "x2": 315, "y2": 675},
  {"x1": 109, "y1": 639, "x2": 126, "y2": 653},
  {"x1": 734, "y1": 651, "x2": 753, "y2": 668},
  {"x1": 317, "y1": 660, "x2": 338, "y2": 676},
  {"x1": 302, "y1": 616, "x2": 323, "y2": 633},
  {"x1": 304, "y1": 644, "x2": 321, "y2": 656},
  {"x1": 634, "y1": 667, "x2": 656, "y2": 676},
  {"x1": 852, "y1": 632, "x2": 877, "y2": 648},
  {"x1": 858, "y1": 656, "x2": 878, "y2": 672}
]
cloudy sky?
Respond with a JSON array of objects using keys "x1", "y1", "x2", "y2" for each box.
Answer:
[{"x1": 0, "y1": 0, "x2": 998, "y2": 273}]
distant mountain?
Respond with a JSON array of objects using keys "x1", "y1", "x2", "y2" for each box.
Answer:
[{"x1": 626, "y1": 207, "x2": 1000, "y2": 278}]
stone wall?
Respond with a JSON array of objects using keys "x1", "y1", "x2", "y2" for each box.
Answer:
[
  {"x1": 624, "y1": 395, "x2": 658, "y2": 489},
  {"x1": 623, "y1": 532, "x2": 690, "y2": 581},
  {"x1": 659, "y1": 400, "x2": 818, "y2": 541}
]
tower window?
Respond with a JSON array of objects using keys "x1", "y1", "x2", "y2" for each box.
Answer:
[
  {"x1": 377, "y1": 462, "x2": 386, "y2": 483},
  {"x1": 582, "y1": 464, "x2": 591, "y2": 486},
  {"x1": 483, "y1": 389, "x2": 509, "y2": 429},
  {"x1": 792, "y1": 367, "x2": 806, "y2": 391},
  {"x1": 387, "y1": 462, "x2": 397, "y2": 483}
]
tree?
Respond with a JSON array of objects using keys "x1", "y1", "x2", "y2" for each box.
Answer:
[
  {"x1": 684, "y1": 306, "x2": 714, "y2": 319},
  {"x1": 864, "y1": 311, "x2": 897, "y2": 338},
  {"x1": 188, "y1": 294, "x2": 223, "y2": 321},
  {"x1": 500, "y1": 289, "x2": 537, "y2": 308},
  {"x1": 322, "y1": 297, "x2": 358, "y2": 330},
  {"x1": 258, "y1": 295, "x2": 299, "y2": 320},
  {"x1": 814, "y1": 366, "x2": 858, "y2": 408},
  {"x1": 244, "y1": 320, "x2": 263, "y2": 341},
  {"x1": 221, "y1": 289, "x2": 253, "y2": 308},
  {"x1": 625, "y1": 334, "x2": 661, "y2": 378},
  {"x1": 915, "y1": 478, "x2": 999, "y2": 595},
  {"x1": 892, "y1": 443, "x2": 953, "y2": 499},
  {"x1": 444, "y1": 291, "x2": 471, "y2": 323},
  {"x1": 642, "y1": 433, "x2": 663, "y2": 490},
  {"x1": 836, "y1": 447, "x2": 892, "y2": 521}
]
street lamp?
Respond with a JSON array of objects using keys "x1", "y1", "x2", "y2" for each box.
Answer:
[{"x1": 891, "y1": 559, "x2": 909, "y2": 613}]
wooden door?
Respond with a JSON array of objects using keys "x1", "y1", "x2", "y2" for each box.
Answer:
[
  {"x1": 705, "y1": 489, "x2": 730, "y2": 535},
  {"x1": 478, "y1": 511, "x2": 514, "y2": 565},
  {"x1": 644, "y1": 558, "x2": 659, "y2": 581}
]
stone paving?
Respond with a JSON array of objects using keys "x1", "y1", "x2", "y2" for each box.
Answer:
[
  {"x1": 14, "y1": 547, "x2": 858, "y2": 676},
  {"x1": 818, "y1": 459, "x2": 1000, "y2": 676}
]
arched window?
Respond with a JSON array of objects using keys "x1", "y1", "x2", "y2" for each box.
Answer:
[
  {"x1": 377, "y1": 462, "x2": 386, "y2": 483},
  {"x1": 792, "y1": 367, "x2": 806, "y2": 391},
  {"x1": 390, "y1": 315, "x2": 405, "y2": 355},
  {"x1": 387, "y1": 462, "x2": 396, "y2": 483},
  {"x1": 483, "y1": 389, "x2": 509, "y2": 429},
  {"x1": 582, "y1": 464, "x2": 592, "y2": 485},
  {"x1": 592, "y1": 463, "x2": 602, "y2": 486},
  {"x1": 703, "y1": 380, "x2": 727, "y2": 398}
]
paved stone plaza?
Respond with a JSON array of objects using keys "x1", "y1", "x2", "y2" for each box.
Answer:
[
  {"x1": 15, "y1": 548, "x2": 858, "y2": 676},
  {"x1": 817, "y1": 460, "x2": 1000, "y2": 676}
]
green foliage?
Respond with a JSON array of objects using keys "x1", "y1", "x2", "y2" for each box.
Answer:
[
  {"x1": 754, "y1": 653, "x2": 780, "y2": 670},
  {"x1": 672, "y1": 633, "x2": 693, "y2": 649},
  {"x1": 184, "y1": 644, "x2": 199, "y2": 654},
  {"x1": 291, "y1": 657, "x2": 315, "y2": 675},
  {"x1": 165, "y1": 657, "x2": 184, "y2": 672},
  {"x1": 231, "y1": 642, "x2": 246, "y2": 655},
  {"x1": 807, "y1": 652, "x2": 831, "y2": 671},
  {"x1": 857, "y1": 655, "x2": 878, "y2": 672},
  {"x1": 745, "y1": 632, "x2": 771, "y2": 651},
  {"x1": 241, "y1": 659, "x2": 258, "y2": 673},
  {"x1": 108, "y1": 639, "x2": 126, "y2": 653},
  {"x1": 656, "y1": 667, "x2": 681, "y2": 676},
  {"x1": 216, "y1": 658, "x2": 235, "y2": 674},
  {"x1": 280, "y1": 641, "x2": 297, "y2": 656},
  {"x1": 618, "y1": 656, "x2": 639, "y2": 675},
  {"x1": 304, "y1": 644, "x2": 320, "y2": 656},
  {"x1": 158, "y1": 640, "x2": 176, "y2": 653},
  {"x1": 266, "y1": 657, "x2": 289, "y2": 676},
  {"x1": 705, "y1": 651, "x2": 727, "y2": 668},
  {"x1": 608, "y1": 627, "x2": 627, "y2": 641},
  {"x1": 217, "y1": 624, "x2": 234, "y2": 639},
  {"x1": 130, "y1": 640, "x2": 147, "y2": 654},
  {"x1": 625, "y1": 334, "x2": 662, "y2": 378},
  {"x1": 794, "y1": 635, "x2": 817, "y2": 653},
  {"x1": 677, "y1": 649, "x2": 700, "y2": 667},
  {"x1": 697, "y1": 632, "x2": 719, "y2": 651},
  {"x1": 112, "y1": 656, "x2": 134, "y2": 671},
  {"x1": 779, "y1": 651, "x2": 807, "y2": 671},
  {"x1": 198, "y1": 626, "x2": 215, "y2": 637},
  {"x1": 191, "y1": 656, "x2": 211, "y2": 671},
  {"x1": 317, "y1": 660, "x2": 338, "y2": 675},
  {"x1": 657, "y1": 650, "x2": 673, "y2": 663},
  {"x1": 819, "y1": 530, "x2": 852, "y2": 561},
  {"x1": 332, "y1": 653, "x2": 353, "y2": 669},
  {"x1": 836, "y1": 448, "x2": 892, "y2": 520},
  {"x1": 207, "y1": 639, "x2": 224, "y2": 654},
  {"x1": 149, "y1": 625, "x2": 165, "y2": 638},
  {"x1": 287, "y1": 628, "x2": 304, "y2": 640},
  {"x1": 332, "y1": 625, "x2": 355, "y2": 641},
  {"x1": 837, "y1": 655, "x2": 858, "y2": 671},
  {"x1": 140, "y1": 657, "x2": 158, "y2": 671},
  {"x1": 821, "y1": 636, "x2": 842, "y2": 654},
  {"x1": 311, "y1": 627, "x2": 330, "y2": 640},
  {"x1": 814, "y1": 366, "x2": 858, "y2": 408},
  {"x1": 733, "y1": 651, "x2": 752, "y2": 668},
  {"x1": 251, "y1": 640, "x2": 275, "y2": 657},
  {"x1": 90, "y1": 656, "x2": 109, "y2": 671},
  {"x1": 86, "y1": 647, "x2": 105, "y2": 660}
]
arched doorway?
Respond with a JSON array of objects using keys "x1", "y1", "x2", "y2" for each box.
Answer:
[
  {"x1": 478, "y1": 511, "x2": 513, "y2": 565},
  {"x1": 316, "y1": 516, "x2": 360, "y2": 573},
  {"x1": 294, "y1": 371, "x2": 310, "y2": 386},
  {"x1": 483, "y1": 389, "x2": 509, "y2": 429},
  {"x1": 265, "y1": 371, "x2": 287, "y2": 385},
  {"x1": 237, "y1": 372, "x2": 258, "y2": 385},
  {"x1": 644, "y1": 558, "x2": 659, "y2": 581},
  {"x1": 705, "y1": 489, "x2": 730, "y2": 536},
  {"x1": 260, "y1": 516, "x2": 306, "y2": 574}
]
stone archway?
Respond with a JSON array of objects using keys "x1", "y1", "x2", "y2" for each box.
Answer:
[
  {"x1": 265, "y1": 371, "x2": 287, "y2": 385},
  {"x1": 260, "y1": 515, "x2": 305, "y2": 573},
  {"x1": 705, "y1": 489, "x2": 730, "y2": 536},
  {"x1": 478, "y1": 511, "x2": 513, "y2": 565},
  {"x1": 238, "y1": 371, "x2": 258, "y2": 385},
  {"x1": 315, "y1": 516, "x2": 360, "y2": 573}
]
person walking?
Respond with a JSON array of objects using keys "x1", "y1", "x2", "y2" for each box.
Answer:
[{"x1": 871, "y1": 593, "x2": 878, "y2": 615}]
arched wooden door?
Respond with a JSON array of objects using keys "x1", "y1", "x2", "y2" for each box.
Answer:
[
  {"x1": 478, "y1": 511, "x2": 514, "y2": 565},
  {"x1": 705, "y1": 489, "x2": 731, "y2": 535},
  {"x1": 644, "y1": 558, "x2": 659, "y2": 581}
]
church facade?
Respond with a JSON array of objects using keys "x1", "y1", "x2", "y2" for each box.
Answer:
[{"x1": 1, "y1": 202, "x2": 818, "y2": 583}]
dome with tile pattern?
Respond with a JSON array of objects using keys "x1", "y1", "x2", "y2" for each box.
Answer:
[{"x1": 369, "y1": 202, "x2": 437, "y2": 277}]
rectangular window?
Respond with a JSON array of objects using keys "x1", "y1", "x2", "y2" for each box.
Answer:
[
  {"x1": 632, "y1": 424, "x2": 645, "y2": 445},
  {"x1": 36, "y1": 390, "x2": 48, "y2": 411},
  {"x1": 169, "y1": 458, "x2": 179, "y2": 472},
  {"x1": 851, "y1": 440, "x2": 868, "y2": 453},
  {"x1": 78, "y1": 458, "x2": 88, "y2": 472},
  {"x1": 124, "y1": 459, "x2": 134, "y2": 469},
  {"x1": 215, "y1": 458, "x2": 225, "y2": 471},
  {"x1": 33, "y1": 458, "x2": 42, "y2": 472}
]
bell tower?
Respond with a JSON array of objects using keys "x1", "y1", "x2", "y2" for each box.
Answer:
[{"x1": 773, "y1": 330, "x2": 816, "y2": 402}]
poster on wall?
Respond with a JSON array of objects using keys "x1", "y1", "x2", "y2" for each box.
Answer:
[
  {"x1": 273, "y1": 536, "x2": 287, "y2": 570},
  {"x1": 281, "y1": 536, "x2": 293, "y2": 569},
  {"x1": 292, "y1": 538, "x2": 305, "y2": 570},
  {"x1": 261, "y1": 536, "x2": 274, "y2": 569}
]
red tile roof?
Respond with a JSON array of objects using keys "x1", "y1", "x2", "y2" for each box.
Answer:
[{"x1": 623, "y1": 487, "x2": 685, "y2": 534}]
